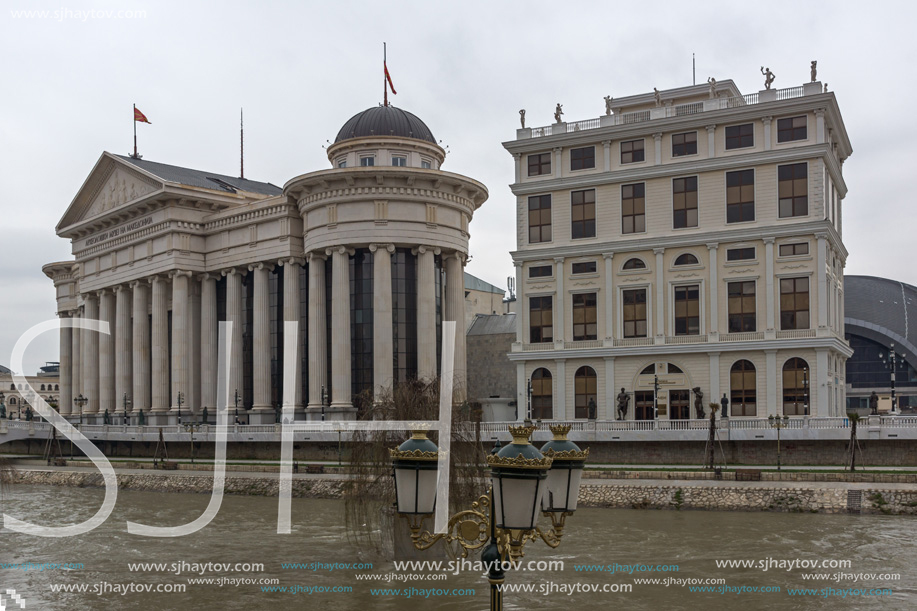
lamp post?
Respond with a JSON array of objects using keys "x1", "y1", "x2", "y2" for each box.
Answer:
[
  {"x1": 653, "y1": 374, "x2": 660, "y2": 420},
  {"x1": 0, "y1": 391, "x2": 5, "y2": 420},
  {"x1": 321, "y1": 385, "x2": 327, "y2": 421},
  {"x1": 802, "y1": 367, "x2": 809, "y2": 416},
  {"x1": 879, "y1": 344, "x2": 904, "y2": 415},
  {"x1": 526, "y1": 380, "x2": 533, "y2": 421},
  {"x1": 768, "y1": 415, "x2": 790, "y2": 470},
  {"x1": 122, "y1": 393, "x2": 131, "y2": 425},
  {"x1": 391, "y1": 424, "x2": 587, "y2": 611},
  {"x1": 73, "y1": 394, "x2": 87, "y2": 426},
  {"x1": 176, "y1": 391, "x2": 184, "y2": 426}
]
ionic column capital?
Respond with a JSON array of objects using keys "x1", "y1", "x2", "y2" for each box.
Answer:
[
  {"x1": 248, "y1": 262, "x2": 276, "y2": 273},
  {"x1": 705, "y1": 124, "x2": 717, "y2": 133},
  {"x1": 602, "y1": 252, "x2": 614, "y2": 260},
  {"x1": 761, "y1": 115, "x2": 773, "y2": 125},
  {"x1": 277, "y1": 257, "x2": 306, "y2": 267},
  {"x1": 653, "y1": 248, "x2": 665, "y2": 255},
  {"x1": 306, "y1": 251, "x2": 327, "y2": 263},
  {"x1": 762, "y1": 237, "x2": 776, "y2": 245},
  {"x1": 198, "y1": 272, "x2": 221, "y2": 282},
  {"x1": 326, "y1": 246, "x2": 355, "y2": 257},
  {"x1": 513, "y1": 260, "x2": 523, "y2": 268},
  {"x1": 445, "y1": 251, "x2": 467, "y2": 264},
  {"x1": 221, "y1": 267, "x2": 248, "y2": 278},
  {"x1": 412, "y1": 245, "x2": 440, "y2": 256},
  {"x1": 369, "y1": 243, "x2": 396, "y2": 254},
  {"x1": 114, "y1": 283, "x2": 131, "y2": 294},
  {"x1": 706, "y1": 242, "x2": 719, "y2": 251},
  {"x1": 169, "y1": 269, "x2": 193, "y2": 280}
]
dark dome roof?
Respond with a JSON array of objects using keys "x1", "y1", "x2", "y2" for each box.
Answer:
[
  {"x1": 845, "y1": 275, "x2": 917, "y2": 364},
  {"x1": 334, "y1": 106, "x2": 436, "y2": 144}
]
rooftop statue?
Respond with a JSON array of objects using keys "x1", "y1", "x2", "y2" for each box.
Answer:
[
  {"x1": 707, "y1": 77, "x2": 717, "y2": 99},
  {"x1": 810, "y1": 60, "x2": 817, "y2": 82},
  {"x1": 604, "y1": 95, "x2": 613, "y2": 116},
  {"x1": 519, "y1": 109, "x2": 525, "y2": 129},
  {"x1": 554, "y1": 103, "x2": 563, "y2": 124},
  {"x1": 760, "y1": 66, "x2": 775, "y2": 90},
  {"x1": 653, "y1": 87, "x2": 662, "y2": 107}
]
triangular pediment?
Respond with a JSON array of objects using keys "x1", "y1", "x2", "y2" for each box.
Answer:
[{"x1": 57, "y1": 152, "x2": 164, "y2": 232}]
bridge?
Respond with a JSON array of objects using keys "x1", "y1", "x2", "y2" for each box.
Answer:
[{"x1": 2, "y1": 416, "x2": 916, "y2": 446}]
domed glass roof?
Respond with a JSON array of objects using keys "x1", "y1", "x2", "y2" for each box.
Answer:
[{"x1": 334, "y1": 106, "x2": 436, "y2": 144}]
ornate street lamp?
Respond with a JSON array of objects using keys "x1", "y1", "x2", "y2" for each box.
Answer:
[
  {"x1": 73, "y1": 394, "x2": 88, "y2": 426},
  {"x1": 879, "y1": 344, "x2": 904, "y2": 415},
  {"x1": 122, "y1": 393, "x2": 131, "y2": 425},
  {"x1": 390, "y1": 429, "x2": 443, "y2": 516},
  {"x1": 540, "y1": 425, "x2": 588, "y2": 537},
  {"x1": 769, "y1": 415, "x2": 790, "y2": 470},
  {"x1": 321, "y1": 385, "x2": 328, "y2": 421},
  {"x1": 176, "y1": 391, "x2": 184, "y2": 425},
  {"x1": 488, "y1": 425, "x2": 552, "y2": 545}
]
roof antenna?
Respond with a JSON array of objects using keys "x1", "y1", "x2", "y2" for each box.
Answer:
[
  {"x1": 692, "y1": 53, "x2": 696, "y2": 86},
  {"x1": 239, "y1": 108, "x2": 245, "y2": 179}
]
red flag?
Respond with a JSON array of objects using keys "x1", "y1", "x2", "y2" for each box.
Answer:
[
  {"x1": 384, "y1": 62, "x2": 397, "y2": 95},
  {"x1": 134, "y1": 107, "x2": 151, "y2": 124}
]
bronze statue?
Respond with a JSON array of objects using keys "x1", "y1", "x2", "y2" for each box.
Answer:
[
  {"x1": 604, "y1": 95, "x2": 613, "y2": 116},
  {"x1": 760, "y1": 66, "x2": 775, "y2": 90},
  {"x1": 202, "y1": 406, "x2": 209, "y2": 424},
  {"x1": 0, "y1": 403, "x2": 5, "y2": 419},
  {"x1": 103, "y1": 408, "x2": 110, "y2": 425},
  {"x1": 869, "y1": 391, "x2": 879, "y2": 415},
  {"x1": 720, "y1": 393, "x2": 730, "y2": 417},
  {"x1": 25, "y1": 406, "x2": 33, "y2": 421},
  {"x1": 707, "y1": 77, "x2": 717, "y2": 99},
  {"x1": 554, "y1": 103, "x2": 563, "y2": 124},
  {"x1": 810, "y1": 60, "x2": 817, "y2": 82},
  {"x1": 519, "y1": 109, "x2": 526, "y2": 129},
  {"x1": 616, "y1": 388, "x2": 630, "y2": 420},
  {"x1": 693, "y1": 387, "x2": 705, "y2": 419}
]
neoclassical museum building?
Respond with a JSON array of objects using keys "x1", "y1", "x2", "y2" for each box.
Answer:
[{"x1": 43, "y1": 105, "x2": 489, "y2": 424}]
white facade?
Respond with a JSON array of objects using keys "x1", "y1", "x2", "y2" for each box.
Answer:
[{"x1": 505, "y1": 79, "x2": 852, "y2": 421}]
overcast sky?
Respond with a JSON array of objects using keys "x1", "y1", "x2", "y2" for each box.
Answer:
[{"x1": 1, "y1": 0, "x2": 914, "y2": 374}]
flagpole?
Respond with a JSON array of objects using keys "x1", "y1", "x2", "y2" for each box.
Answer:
[
  {"x1": 133, "y1": 103, "x2": 138, "y2": 158},
  {"x1": 383, "y1": 42, "x2": 388, "y2": 107}
]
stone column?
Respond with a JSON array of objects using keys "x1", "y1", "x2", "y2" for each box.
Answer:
[
  {"x1": 445, "y1": 252, "x2": 467, "y2": 400},
  {"x1": 707, "y1": 243, "x2": 719, "y2": 339},
  {"x1": 59, "y1": 312, "x2": 72, "y2": 415},
  {"x1": 602, "y1": 253, "x2": 614, "y2": 341},
  {"x1": 200, "y1": 274, "x2": 218, "y2": 415},
  {"x1": 513, "y1": 261, "x2": 524, "y2": 344},
  {"x1": 706, "y1": 125, "x2": 716, "y2": 158},
  {"x1": 306, "y1": 252, "x2": 327, "y2": 414},
  {"x1": 765, "y1": 349, "x2": 777, "y2": 417},
  {"x1": 329, "y1": 247, "x2": 353, "y2": 410},
  {"x1": 223, "y1": 268, "x2": 246, "y2": 409},
  {"x1": 131, "y1": 280, "x2": 150, "y2": 414},
  {"x1": 71, "y1": 308, "x2": 81, "y2": 412},
  {"x1": 281, "y1": 258, "x2": 304, "y2": 413},
  {"x1": 115, "y1": 285, "x2": 132, "y2": 414},
  {"x1": 170, "y1": 271, "x2": 191, "y2": 417},
  {"x1": 764, "y1": 238, "x2": 775, "y2": 336},
  {"x1": 555, "y1": 359, "x2": 567, "y2": 419},
  {"x1": 553, "y1": 147, "x2": 562, "y2": 179},
  {"x1": 815, "y1": 348, "x2": 829, "y2": 416},
  {"x1": 553, "y1": 257, "x2": 565, "y2": 345},
  {"x1": 415, "y1": 245, "x2": 437, "y2": 381},
  {"x1": 150, "y1": 276, "x2": 170, "y2": 414},
  {"x1": 371, "y1": 245, "x2": 395, "y2": 398},
  {"x1": 762, "y1": 116, "x2": 773, "y2": 151},
  {"x1": 189, "y1": 277, "x2": 201, "y2": 416},
  {"x1": 654, "y1": 248, "x2": 665, "y2": 341},
  {"x1": 653, "y1": 132, "x2": 663, "y2": 165},
  {"x1": 817, "y1": 233, "x2": 828, "y2": 329},
  {"x1": 602, "y1": 140, "x2": 611, "y2": 172},
  {"x1": 516, "y1": 363, "x2": 525, "y2": 422},
  {"x1": 98, "y1": 290, "x2": 115, "y2": 417},
  {"x1": 604, "y1": 356, "x2": 615, "y2": 420},
  {"x1": 513, "y1": 153, "x2": 521, "y2": 184},
  {"x1": 815, "y1": 108, "x2": 826, "y2": 144},
  {"x1": 83, "y1": 294, "x2": 99, "y2": 414},
  {"x1": 250, "y1": 262, "x2": 274, "y2": 419}
]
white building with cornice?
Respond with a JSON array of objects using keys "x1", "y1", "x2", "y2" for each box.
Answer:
[
  {"x1": 43, "y1": 104, "x2": 488, "y2": 424},
  {"x1": 504, "y1": 77, "x2": 851, "y2": 421}
]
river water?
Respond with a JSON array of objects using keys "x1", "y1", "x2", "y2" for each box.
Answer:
[{"x1": 1, "y1": 484, "x2": 914, "y2": 610}]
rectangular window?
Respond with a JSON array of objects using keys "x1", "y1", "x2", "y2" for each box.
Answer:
[
  {"x1": 635, "y1": 390, "x2": 655, "y2": 420},
  {"x1": 529, "y1": 265, "x2": 552, "y2": 278},
  {"x1": 622, "y1": 183, "x2": 645, "y2": 234},
  {"x1": 779, "y1": 242, "x2": 809, "y2": 257},
  {"x1": 621, "y1": 139, "x2": 644, "y2": 164},
  {"x1": 570, "y1": 146, "x2": 595, "y2": 170},
  {"x1": 528, "y1": 153, "x2": 551, "y2": 176},
  {"x1": 391, "y1": 156, "x2": 407, "y2": 167},
  {"x1": 726, "y1": 247, "x2": 756, "y2": 261},
  {"x1": 622, "y1": 289, "x2": 647, "y2": 338},
  {"x1": 725, "y1": 123, "x2": 754, "y2": 149},
  {"x1": 726, "y1": 169, "x2": 755, "y2": 223},
  {"x1": 572, "y1": 293, "x2": 597, "y2": 341},
  {"x1": 780, "y1": 277, "x2": 810, "y2": 330},
  {"x1": 572, "y1": 261, "x2": 597, "y2": 274},
  {"x1": 529, "y1": 296, "x2": 553, "y2": 343},
  {"x1": 360, "y1": 156, "x2": 375, "y2": 167},
  {"x1": 778, "y1": 163, "x2": 808, "y2": 218},
  {"x1": 672, "y1": 132, "x2": 697, "y2": 157},
  {"x1": 777, "y1": 116, "x2": 807, "y2": 142},
  {"x1": 673, "y1": 176, "x2": 698, "y2": 229},
  {"x1": 674, "y1": 285, "x2": 700, "y2": 336},
  {"x1": 421, "y1": 160, "x2": 432, "y2": 169},
  {"x1": 336, "y1": 158, "x2": 346, "y2": 168},
  {"x1": 528, "y1": 195, "x2": 552, "y2": 243},
  {"x1": 728, "y1": 281, "x2": 756, "y2": 332},
  {"x1": 571, "y1": 189, "x2": 596, "y2": 239}
]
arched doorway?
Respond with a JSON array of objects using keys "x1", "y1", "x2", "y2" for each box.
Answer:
[
  {"x1": 730, "y1": 360, "x2": 757, "y2": 416},
  {"x1": 574, "y1": 366, "x2": 597, "y2": 419},
  {"x1": 782, "y1": 358, "x2": 809, "y2": 415},
  {"x1": 632, "y1": 362, "x2": 692, "y2": 420},
  {"x1": 531, "y1": 368, "x2": 553, "y2": 420}
]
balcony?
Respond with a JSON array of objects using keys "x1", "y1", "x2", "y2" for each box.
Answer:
[{"x1": 521, "y1": 84, "x2": 815, "y2": 140}]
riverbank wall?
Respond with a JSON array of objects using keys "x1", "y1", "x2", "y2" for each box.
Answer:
[{"x1": 9, "y1": 468, "x2": 917, "y2": 515}]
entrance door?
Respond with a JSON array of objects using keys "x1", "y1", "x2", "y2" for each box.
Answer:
[
  {"x1": 635, "y1": 391, "x2": 655, "y2": 420},
  {"x1": 669, "y1": 389, "x2": 690, "y2": 419}
]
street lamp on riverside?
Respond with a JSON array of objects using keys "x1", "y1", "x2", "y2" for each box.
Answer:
[
  {"x1": 73, "y1": 394, "x2": 88, "y2": 426},
  {"x1": 122, "y1": 393, "x2": 131, "y2": 425},
  {"x1": 769, "y1": 415, "x2": 790, "y2": 470},
  {"x1": 391, "y1": 424, "x2": 588, "y2": 611},
  {"x1": 321, "y1": 385, "x2": 328, "y2": 421},
  {"x1": 879, "y1": 344, "x2": 904, "y2": 415},
  {"x1": 176, "y1": 391, "x2": 184, "y2": 425}
]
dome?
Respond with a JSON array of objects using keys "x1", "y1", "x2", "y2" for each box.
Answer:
[{"x1": 334, "y1": 106, "x2": 436, "y2": 144}]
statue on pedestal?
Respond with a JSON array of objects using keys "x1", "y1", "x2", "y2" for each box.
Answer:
[
  {"x1": 693, "y1": 387, "x2": 705, "y2": 419},
  {"x1": 616, "y1": 388, "x2": 630, "y2": 421},
  {"x1": 202, "y1": 406, "x2": 209, "y2": 425},
  {"x1": 0, "y1": 404, "x2": 5, "y2": 419},
  {"x1": 25, "y1": 406, "x2": 33, "y2": 421},
  {"x1": 653, "y1": 87, "x2": 662, "y2": 107},
  {"x1": 760, "y1": 66, "x2": 775, "y2": 90},
  {"x1": 138, "y1": 408, "x2": 145, "y2": 426},
  {"x1": 554, "y1": 103, "x2": 563, "y2": 124},
  {"x1": 103, "y1": 408, "x2": 110, "y2": 425},
  {"x1": 707, "y1": 77, "x2": 717, "y2": 99},
  {"x1": 869, "y1": 391, "x2": 879, "y2": 415},
  {"x1": 810, "y1": 60, "x2": 817, "y2": 82},
  {"x1": 720, "y1": 393, "x2": 730, "y2": 418},
  {"x1": 519, "y1": 109, "x2": 525, "y2": 129},
  {"x1": 604, "y1": 95, "x2": 613, "y2": 116}
]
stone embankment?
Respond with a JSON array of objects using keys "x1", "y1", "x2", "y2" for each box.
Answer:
[{"x1": 9, "y1": 467, "x2": 917, "y2": 515}]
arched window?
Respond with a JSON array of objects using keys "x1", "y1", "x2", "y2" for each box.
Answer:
[
  {"x1": 17, "y1": 384, "x2": 22, "y2": 390},
  {"x1": 730, "y1": 360, "x2": 757, "y2": 416},
  {"x1": 574, "y1": 366, "x2": 597, "y2": 419},
  {"x1": 623, "y1": 258, "x2": 646, "y2": 270},
  {"x1": 8, "y1": 384, "x2": 13, "y2": 391},
  {"x1": 783, "y1": 358, "x2": 809, "y2": 416},
  {"x1": 640, "y1": 364, "x2": 655, "y2": 374},
  {"x1": 40, "y1": 384, "x2": 46, "y2": 391},
  {"x1": 55, "y1": 384, "x2": 59, "y2": 391},
  {"x1": 531, "y1": 368, "x2": 553, "y2": 420},
  {"x1": 8, "y1": 397, "x2": 16, "y2": 405},
  {"x1": 674, "y1": 253, "x2": 699, "y2": 266}
]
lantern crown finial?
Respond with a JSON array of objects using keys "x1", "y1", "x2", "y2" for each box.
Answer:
[
  {"x1": 548, "y1": 424, "x2": 572, "y2": 440},
  {"x1": 508, "y1": 424, "x2": 537, "y2": 445}
]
